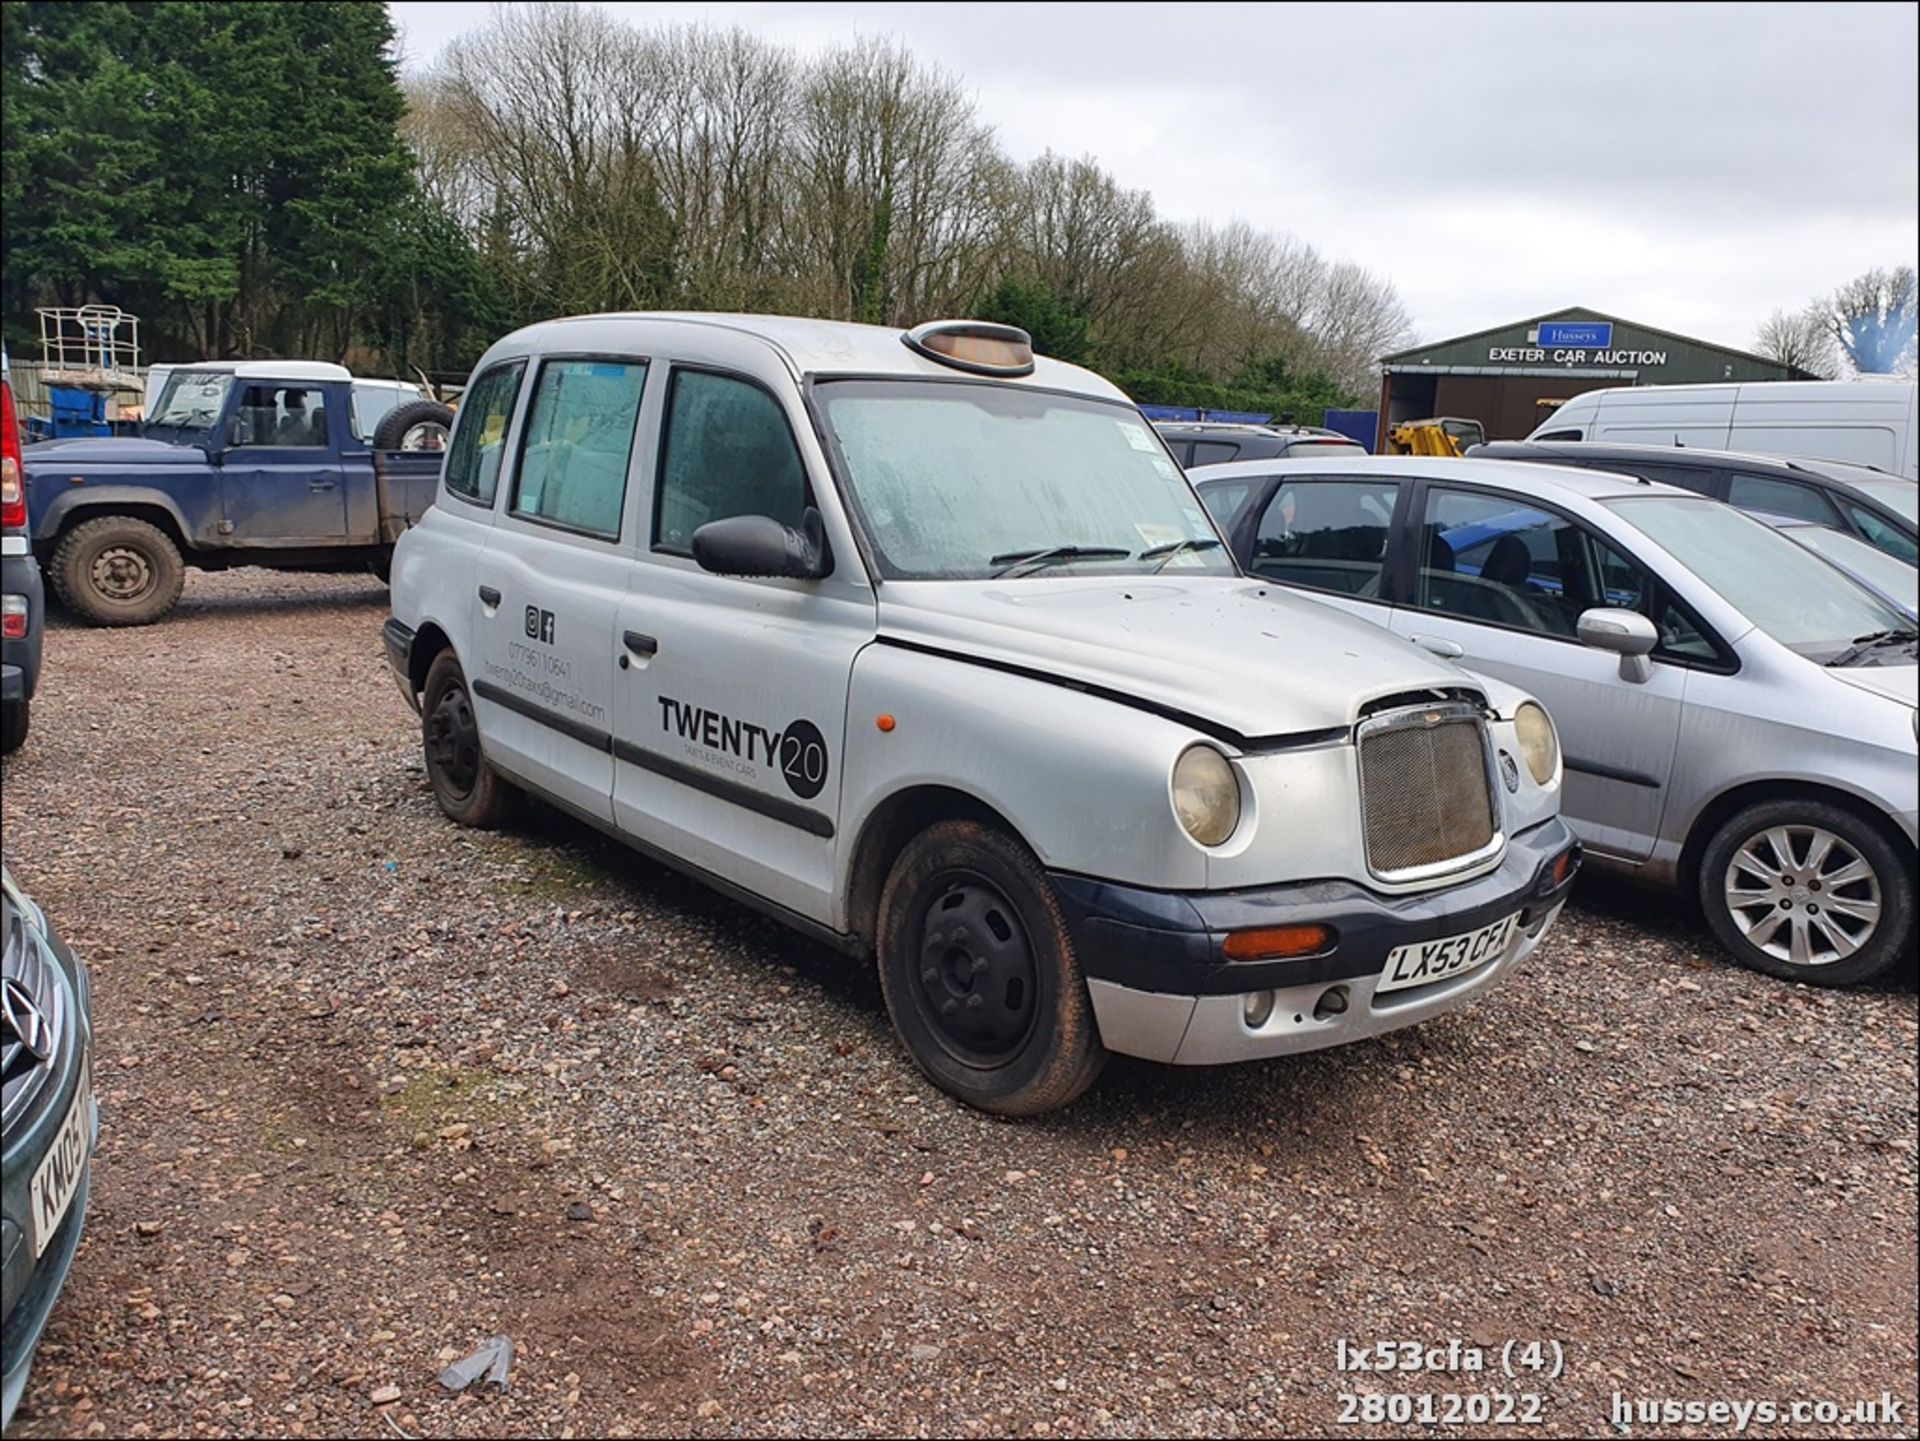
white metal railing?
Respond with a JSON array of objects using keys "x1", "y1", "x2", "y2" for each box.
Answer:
[{"x1": 36, "y1": 305, "x2": 143, "y2": 392}]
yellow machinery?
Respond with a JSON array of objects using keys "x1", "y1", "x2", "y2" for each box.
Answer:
[{"x1": 1385, "y1": 416, "x2": 1487, "y2": 457}]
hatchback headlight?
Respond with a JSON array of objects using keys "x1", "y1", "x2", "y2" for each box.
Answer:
[
  {"x1": 1514, "y1": 702, "x2": 1560, "y2": 786},
  {"x1": 1172, "y1": 745, "x2": 1240, "y2": 846}
]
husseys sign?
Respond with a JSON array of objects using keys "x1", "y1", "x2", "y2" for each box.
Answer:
[{"x1": 1488, "y1": 322, "x2": 1667, "y2": 368}]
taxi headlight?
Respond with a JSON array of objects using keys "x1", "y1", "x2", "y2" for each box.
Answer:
[
  {"x1": 1514, "y1": 702, "x2": 1560, "y2": 786},
  {"x1": 1172, "y1": 745, "x2": 1240, "y2": 846}
]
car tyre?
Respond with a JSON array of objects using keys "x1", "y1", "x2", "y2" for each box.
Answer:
[
  {"x1": 50, "y1": 515, "x2": 186, "y2": 626},
  {"x1": 876, "y1": 818, "x2": 1106, "y2": 1115},
  {"x1": 1, "y1": 702, "x2": 26, "y2": 755},
  {"x1": 421, "y1": 649, "x2": 519, "y2": 828},
  {"x1": 1698, "y1": 799, "x2": 1913, "y2": 987},
  {"x1": 373, "y1": 399, "x2": 455, "y2": 452}
]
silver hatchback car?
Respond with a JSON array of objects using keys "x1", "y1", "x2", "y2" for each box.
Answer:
[{"x1": 1195, "y1": 456, "x2": 1918, "y2": 986}]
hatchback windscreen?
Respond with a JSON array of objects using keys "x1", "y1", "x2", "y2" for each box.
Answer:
[
  {"x1": 1606, "y1": 495, "x2": 1913, "y2": 663},
  {"x1": 1786, "y1": 524, "x2": 1919, "y2": 607},
  {"x1": 817, "y1": 380, "x2": 1231, "y2": 580},
  {"x1": 148, "y1": 371, "x2": 234, "y2": 431},
  {"x1": 1848, "y1": 477, "x2": 1919, "y2": 525}
]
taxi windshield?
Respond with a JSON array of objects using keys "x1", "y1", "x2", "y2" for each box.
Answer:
[{"x1": 816, "y1": 379, "x2": 1233, "y2": 580}]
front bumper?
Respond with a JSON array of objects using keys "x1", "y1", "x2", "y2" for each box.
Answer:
[
  {"x1": 1053, "y1": 817, "x2": 1579, "y2": 1064},
  {"x1": 2, "y1": 549, "x2": 46, "y2": 707},
  {"x1": 382, "y1": 616, "x2": 421, "y2": 715},
  {"x1": 1, "y1": 924, "x2": 96, "y2": 1429}
]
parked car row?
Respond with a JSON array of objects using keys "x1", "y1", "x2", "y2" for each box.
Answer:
[{"x1": 4, "y1": 313, "x2": 1915, "y2": 1421}]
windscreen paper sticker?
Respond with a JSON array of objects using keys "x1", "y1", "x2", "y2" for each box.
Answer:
[{"x1": 1118, "y1": 421, "x2": 1159, "y2": 451}]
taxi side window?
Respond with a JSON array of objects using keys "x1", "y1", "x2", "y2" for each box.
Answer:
[
  {"x1": 654, "y1": 369, "x2": 809, "y2": 553},
  {"x1": 445, "y1": 360, "x2": 526, "y2": 507},
  {"x1": 511, "y1": 358, "x2": 648, "y2": 539}
]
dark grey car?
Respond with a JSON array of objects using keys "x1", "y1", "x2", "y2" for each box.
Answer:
[
  {"x1": 1156, "y1": 423, "x2": 1363, "y2": 469},
  {"x1": 1470, "y1": 439, "x2": 1919, "y2": 563}
]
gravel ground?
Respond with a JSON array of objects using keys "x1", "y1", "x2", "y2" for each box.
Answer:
[{"x1": 2, "y1": 568, "x2": 1915, "y2": 1440}]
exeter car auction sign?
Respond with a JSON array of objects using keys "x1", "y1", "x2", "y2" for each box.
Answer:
[
  {"x1": 1486, "y1": 343, "x2": 1671, "y2": 367},
  {"x1": 1489, "y1": 319, "x2": 1668, "y2": 368}
]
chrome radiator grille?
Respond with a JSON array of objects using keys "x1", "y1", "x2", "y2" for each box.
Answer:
[
  {"x1": 3, "y1": 895, "x2": 68, "y2": 1132},
  {"x1": 1358, "y1": 703, "x2": 1500, "y2": 881}
]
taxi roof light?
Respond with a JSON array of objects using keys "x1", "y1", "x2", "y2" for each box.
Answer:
[{"x1": 902, "y1": 320, "x2": 1035, "y2": 377}]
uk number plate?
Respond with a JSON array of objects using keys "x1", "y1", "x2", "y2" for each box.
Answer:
[
  {"x1": 1378, "y1": 913, "x2": 1519, "y2": 994},
  {"x1": 30, "y1": 1059, "x2": 92, "y2": 1258}
]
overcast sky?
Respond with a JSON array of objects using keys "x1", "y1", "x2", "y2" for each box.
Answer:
[{"x1": 388, "y1": 1, "x2": 1919, "y2": 353}]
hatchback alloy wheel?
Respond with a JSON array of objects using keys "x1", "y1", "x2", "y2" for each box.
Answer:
[{"x1": 1723, "y1": 823, "x2": 1881, "y2": 968}]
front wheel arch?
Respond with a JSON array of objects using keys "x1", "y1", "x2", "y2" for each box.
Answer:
[
  {"x1": 843, "y1": 784, "x2": 1028, "y2": 954},
  {"x1": 40, "y1": 497, "x2": 194, "y2": 563},
  {"x1": 1679, "y1": 779, "x2": 1913, "y2": 908}
]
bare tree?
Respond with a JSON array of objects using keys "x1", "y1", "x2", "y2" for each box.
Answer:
[
  {"x1": 1822, "y1": 266, "x2": 1918, "y2": 375},
  {"x1": 1311, "y1": 261, "x2": 1415, "y2": 394},
  {"x1": 1754, "y1": 306, "x2": 1838, "y2": 378},
  {"x1": 399, "y1": 13, "x2": 1419, "y2": 399},
  {"x1": 789, "y1": 39, "x2": 1002, "y2": 324},
  {"x1": 439, "y1": 4, "x2": 676, "y2": 317},
  {"x1": 649, "y1": 27, "x2": 799, "y2": 310}
]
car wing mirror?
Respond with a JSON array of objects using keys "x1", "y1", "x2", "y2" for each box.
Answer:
[
  {"x1": 1577, "y1": 606, "x2": 1658, "y2": 683},
  {"x1": 691, "y1": 506, "x2": 830, "y2": 580}
]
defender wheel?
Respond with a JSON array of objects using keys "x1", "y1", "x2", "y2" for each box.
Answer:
[
  {"x1": 1698, "y1": 799, "x2": 1913, "y2": 987},
  {"x1": 373, "y1": 399, "x2": 455, "y2": 452},
  {"x1": 421, "y1": 650, "x2": 518, "y2": 828},
  {"x1": 0, "y1": 702, "x2": 26, "y2": 755},
  {"x1": 50, "y1": 515, "x2": 186, "y2": 626},
  {"x1": 876, "y1": 819, "x2": 1106, "y2": 1115}
]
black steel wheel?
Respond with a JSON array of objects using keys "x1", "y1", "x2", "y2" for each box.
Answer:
[
  {"x1": 877, "y1": 818, "x2": 1105, "y2": 1115},
  {"x1": 911, "y1": 871, "x2": 1041, "y2": 1065},
  {"x1": 420, "y1": 650, "x2": 518, "y2": 828}
]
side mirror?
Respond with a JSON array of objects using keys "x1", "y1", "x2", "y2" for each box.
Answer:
[
  {"x1": 692, "y1": 507, "x2": 830, "y2": 580},
  {"x1": 1577, "y1": 607, "x2": 1658, "y2": 683}
]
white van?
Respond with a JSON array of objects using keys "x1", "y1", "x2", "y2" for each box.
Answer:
[{"x1": 1529, "y1": 379, "x2": 1918, "y2": 480}]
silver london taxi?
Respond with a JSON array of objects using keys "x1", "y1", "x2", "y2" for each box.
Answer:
[{"x1": 383, "y1": 314, "x2": 1579, "y2": 1115}]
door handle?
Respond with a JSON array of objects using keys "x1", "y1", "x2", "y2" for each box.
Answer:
[
  {"x1": 478, "y1": 586, "x2": 502, "y2": 607},
  {"x1": 1409, "y1": 633, "x2": 1464, "y2": 659},
  {"x1": 623, "y1": 631, "x2": 658, "y2": 657},
  {"x1": 308, "y1": 479, "x2": 336, "y2": 492}
]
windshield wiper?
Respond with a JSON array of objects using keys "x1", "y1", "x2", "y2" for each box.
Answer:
[
  {"x1": 988, "y1": 545, "x2": 1131, "y2": 578},
  {"x1": 1139, "y1": 537, "x2": 1224, "y2": 573},
  {"x1": 1825, "y1": 627, "x2": 1919, "y2": 667}
]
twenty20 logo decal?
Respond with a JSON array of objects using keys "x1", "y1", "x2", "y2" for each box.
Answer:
[{"x1": 657, "y1": 698, "x2": 829, "y2": 801}]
